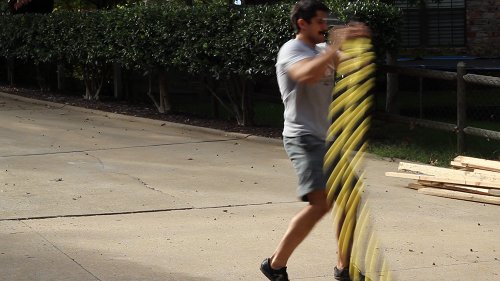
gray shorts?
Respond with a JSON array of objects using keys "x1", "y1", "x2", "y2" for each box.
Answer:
[{"x1": 283, "y1": 134, "x2": 327, "y2": 202}]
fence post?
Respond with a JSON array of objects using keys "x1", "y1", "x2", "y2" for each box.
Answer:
[
  {"x1": 457, "y1": 62, "x2": 466, "y2": 153},
  {"x1": 386, "y1": 52, "x2": 399, "y2": 114},
  {"x1": 419, "y1": 76, "x2": 424, "y2": 118}
]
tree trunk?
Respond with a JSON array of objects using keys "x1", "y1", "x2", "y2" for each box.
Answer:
[
  {"x1": 83, "y1": 67, "x2": 96, "y2": 100},
  {"x1": 57, "y1": 63, "x2": 65, "y2": 92},
  {"x1": 84, "y1": 80, "x2": 92, "y2": 100},
  {"x1": 205, "y1": 77, "x2": 219, "y2": 118},
  {"x1": 123, "y1": 69, "x2": 130, "y2": 101},
  {"x1": 36, "y1": 63, "x2": 49, "y2": 92},
  {"x1": 241, "y1": 77, "x2": 254, "y2": 127},
  {"x1": 83, "y1": 64, "x2": 105, "y2": 100},
  {"x1": 240, "y1": 78, "x2": 247, "y2": 126},
  {"x1": 7, "y1": 59, "x2": 14, "y2": 86},
  {"x1": 158, "y1": 70, "x2": 171, "y2": 113},
  {"x1": 211, "y1": 93, "x2": 220, "y2": 118},
  {"x1": 206, "y1": 79, "x2": 233, "y2": 120},
  {"x1": 113, "y1": 63, "x2": 123, "y2": 100},
  {"x1": 225, "y1": 78, "x2": 244, "y2": 126}
]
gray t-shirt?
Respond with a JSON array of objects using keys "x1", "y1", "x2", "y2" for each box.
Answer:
[{"x1": 276, "y1": 39, "x2": 335, "y2": 140}]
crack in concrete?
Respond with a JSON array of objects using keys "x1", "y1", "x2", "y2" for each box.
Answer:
[
  {"x1": 78, "y1": 152, "x2": 166, "y2": 196},
  {"x1": 133, "y1": 176, "x2": 163, "y2": 193},
  {"x1": 0, "y1": 138, "x2": 239, "y2": 158},
  {"x1": 0, "y1": 201, "x2": 298, "y2": 222},
  {"x1": 84, "y1": 152, "x2": 105, "y2": 170},
  {"x1": 111, "y1": 171, "x2": 167, "y2": 194},
  {"x1": 20, "y1": 221, "x2": 103, "y2": 281}
]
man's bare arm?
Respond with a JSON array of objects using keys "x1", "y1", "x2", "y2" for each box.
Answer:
[
  {"x1": 288, "y1": 24, "x2": 370, "y2": 85},
  {"x1": 288, "y1": 46, "x2": 341, "y2": 84}
]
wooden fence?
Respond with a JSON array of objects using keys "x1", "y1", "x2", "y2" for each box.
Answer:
[{"x1": 379, "y1": 62, "x2": 500, "y2": 153}]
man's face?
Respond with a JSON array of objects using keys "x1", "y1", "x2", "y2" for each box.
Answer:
[{"x1": 301, "y1": 10, "x2": 329, "y2": 44}]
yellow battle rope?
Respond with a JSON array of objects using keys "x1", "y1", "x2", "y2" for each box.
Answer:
[{"x1": 324, "y1": 37, "x2": 392, "y2": 281}]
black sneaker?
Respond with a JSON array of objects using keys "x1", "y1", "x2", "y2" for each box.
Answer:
[
  {"x1": 334, "y1": 266, "x2": 351, "y2": 281},
  {"x1": 260, "y1": 258, "x2": 289, "y2": 281}
]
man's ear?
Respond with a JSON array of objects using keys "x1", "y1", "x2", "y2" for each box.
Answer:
[{"x1": 297, "y1": 18, "x2": 307, "y2": 31}]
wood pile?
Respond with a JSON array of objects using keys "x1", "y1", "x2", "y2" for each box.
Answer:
[{"x1": 386, "y1": 156, "x2": 500, "y2": 205}]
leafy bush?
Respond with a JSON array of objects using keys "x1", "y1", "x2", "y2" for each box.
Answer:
[
  {"x1": 0, "y1": 1, "x2": 401, "y2": 121},
  {"x1": 0, "y1": 1, "x2": 401, "y2": 74},
  {"x1": 339, "y1": 1, "x2": 402, "y2": 58}
]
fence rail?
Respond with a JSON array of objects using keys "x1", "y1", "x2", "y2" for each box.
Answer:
[
  {"x1": 380, "y1": 65, "x2": 457, "y2": 81},
  {"x1": 463, "y1": 74, "x2": 500, "y2": 87},
  {"x1": 380, "y1": 62, "x2": 500, "y2": 153},
  {"x1": 375, "y1": 113, "x2": 457, "y2": 132}
]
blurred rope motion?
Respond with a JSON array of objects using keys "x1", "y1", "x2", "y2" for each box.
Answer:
[{"x1": 325, "y1": 37, "x2": 392, "y2": 281}]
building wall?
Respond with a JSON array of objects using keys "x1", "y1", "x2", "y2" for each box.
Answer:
[{"x1": 466, "y1": 0, "x2": 500, "y2": 57}]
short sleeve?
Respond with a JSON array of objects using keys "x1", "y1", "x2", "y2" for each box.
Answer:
[{"x1": 276, "y1": 40, "x2": 315, "y2": 75}]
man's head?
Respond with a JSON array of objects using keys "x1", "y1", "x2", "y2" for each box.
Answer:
[{"x1": 290, "y1": 0, "x2": 330, "y2": 35}]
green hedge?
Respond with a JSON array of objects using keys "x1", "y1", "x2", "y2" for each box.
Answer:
[
  {"x1": 0, "y1": 2, "x2": 400, "y2": 76},
  {"x1": 0, "y1": 2, "x2": 401, "y2": 124}
]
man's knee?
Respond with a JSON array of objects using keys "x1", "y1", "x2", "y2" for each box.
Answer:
[
  {"x1": 307, "y1": 190, "x2": 331, "y2": 216},
  {"x1": 313, "y1": 202, "x2": 330, "y2": 216}
]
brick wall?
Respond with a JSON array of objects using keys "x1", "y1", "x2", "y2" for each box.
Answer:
[{"x1": 467, "y1": 0, "x2": 500, "y2": 57}]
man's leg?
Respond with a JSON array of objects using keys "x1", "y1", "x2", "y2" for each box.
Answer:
[
  {"x1": 336, "y1": 213, "x2": 348, "y2": 269},
  {"x1": 270, "y1": 190, "x2": 331, "y2": 269}
]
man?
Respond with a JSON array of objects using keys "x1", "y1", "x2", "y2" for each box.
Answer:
[{"x1": 260, "y1": 1, "x2": 370, "y2": 280}]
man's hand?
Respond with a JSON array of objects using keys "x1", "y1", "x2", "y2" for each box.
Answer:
[
  {"x1": 326, "y1": 22, "x2": 371, "y2": 67},
  {"x1": 328, "y1": 22, "x2": 371, "y2": 49},
  {"x1": 288, "y1": 23, "x2": 371, "y2": 85}
]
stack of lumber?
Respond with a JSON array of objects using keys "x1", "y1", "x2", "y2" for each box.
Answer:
[{"x1": 386, "y1": 156, "x2": 500, "y2": 205}]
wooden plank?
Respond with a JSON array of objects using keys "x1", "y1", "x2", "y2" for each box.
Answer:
[
  {"x1": 399, "y1": 162, "x2": 457, "y2": 176},
  {"x1": 417, "y1": 180, "x2": 443, "y2": 187},
  {"x1": 453, "y1": 156, "x2": 500, "y2": 172},
  {"x1": 407, "y1": 183, "x2": 424, "y2": 190},
  {"x1": 489, "y1": 189, "x2": 500, "y2": 196},
  {"x1": 440, "y1": 184, "x2": 491, "y2": 196},
  {"x1": 399, "y1": 162, "x2": 500, "y2": 181},
  {"x1": 406, "y1": 181, "x2": 500, "y2": 197},
  {"x1": 450, "y1": 160, "x2": 469, "y2": 169},
  {"x1": 418, "y1": 188, "x2": 500, "y2": 206},
  {"x1": 472, "y1": 169, "x2": 500, "y2": 178},
  {"x1": 451, "y1": 161, "x2": 499, "y2": 178},
  {"x1": 417, "y1": 181, "x2": 492, "y2": 196},
  {"x1": 385, "y1": 172, "x2": 500, "y2": 189}
]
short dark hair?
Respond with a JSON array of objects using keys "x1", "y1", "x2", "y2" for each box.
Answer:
[{"x1": 290, "y1": 0, "x2": 330, "y2": 34}]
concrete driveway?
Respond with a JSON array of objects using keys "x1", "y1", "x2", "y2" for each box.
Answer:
[{"x1": 0, "y1": 92, "x2": 498, "y2": 281}]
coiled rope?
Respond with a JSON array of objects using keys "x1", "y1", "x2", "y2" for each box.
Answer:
[{"x1": 325, "y1": 37, "x2": 392, "y2": 281}]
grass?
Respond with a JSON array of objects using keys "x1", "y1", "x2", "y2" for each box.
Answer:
[
  {"x1": 369, "y1": 86, "x2": 500, "y2": 165},
  {"x1": 368, "y1": 120, "x2": 457, "y2": 166},
  {"x1": 368, "y1": 120, "x2": 500, "y2": 166}
]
